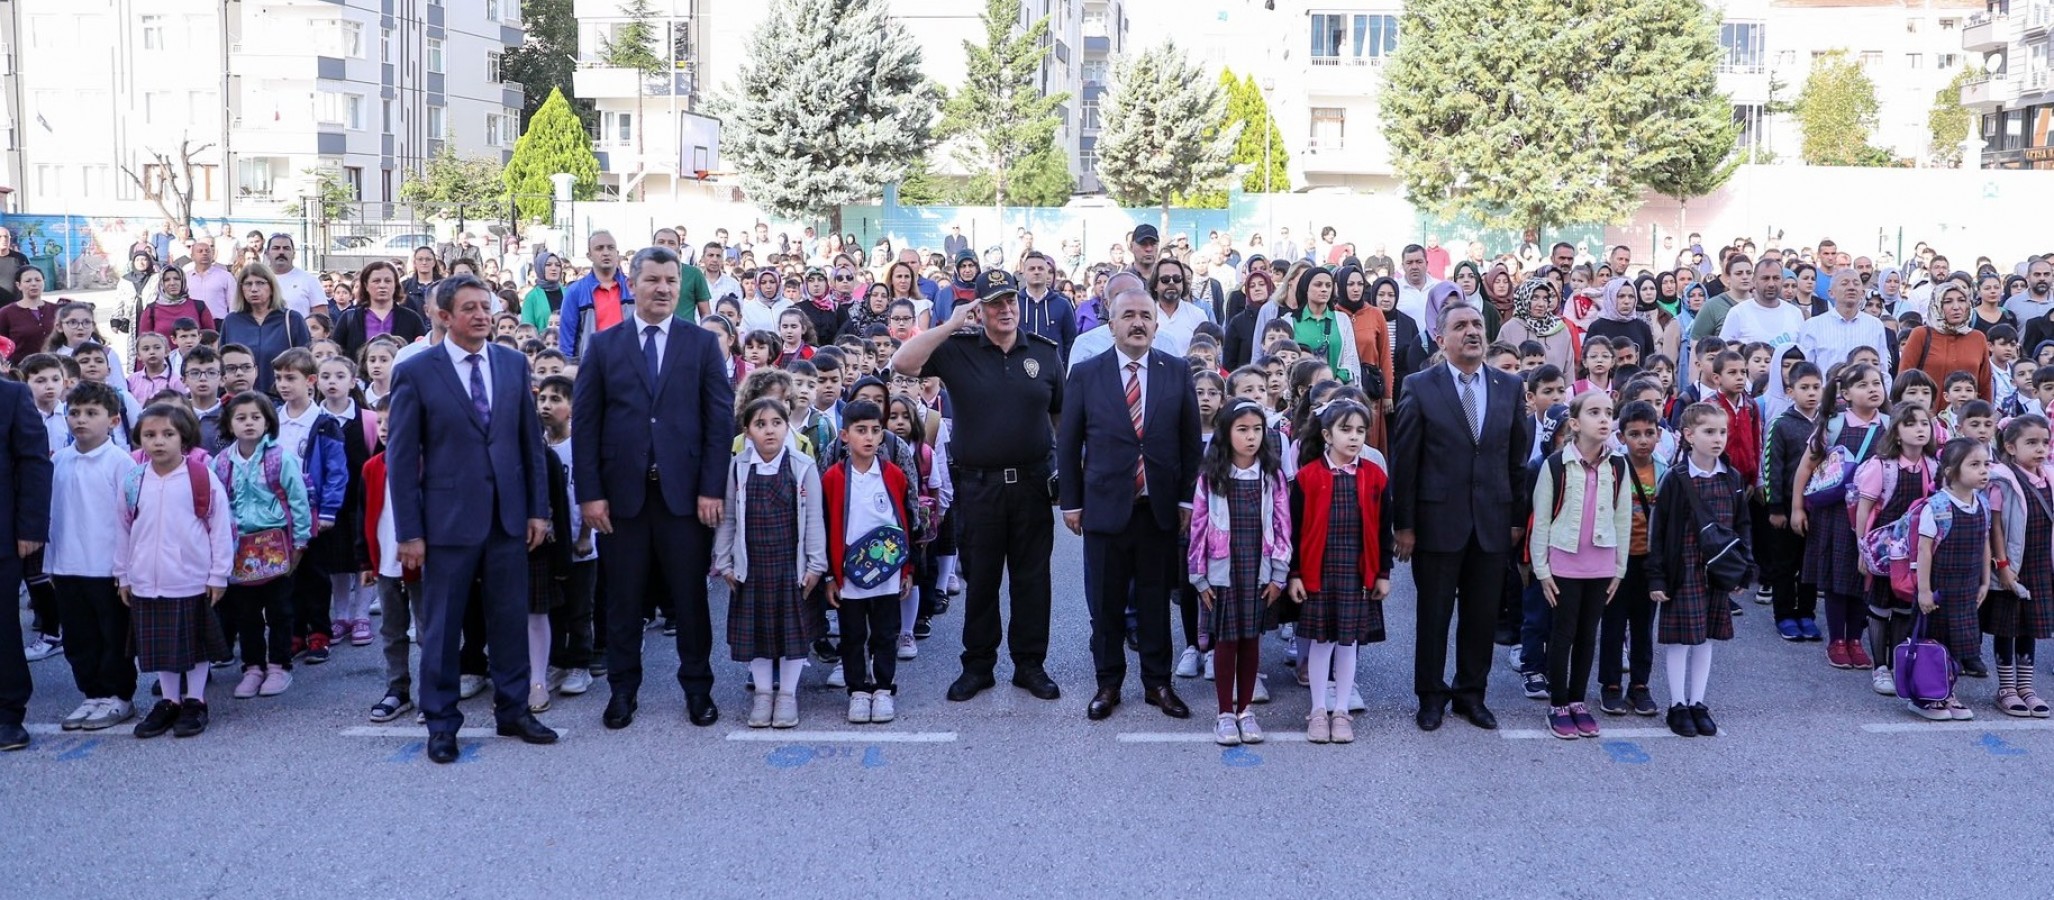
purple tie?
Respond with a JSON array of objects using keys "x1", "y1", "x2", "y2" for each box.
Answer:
[{"x1": 466, "y1": 352, "x2": 491, "y2": 427}]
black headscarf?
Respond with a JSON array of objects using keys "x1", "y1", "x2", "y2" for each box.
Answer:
[{"x1": 1332, "y1": 264, "x2": 1367, "y2": 315}]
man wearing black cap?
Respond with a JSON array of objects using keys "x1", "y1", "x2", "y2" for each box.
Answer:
[
  {"x1": 1125, "y1": 225, "x2": 1161, "y2": 283},
  {"x1": 893, "y1": 270, "x2": 1065, "y2": 702}
]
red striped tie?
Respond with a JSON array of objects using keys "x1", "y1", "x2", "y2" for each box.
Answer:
[{"x1": 1126, "y1": 361, "x2": 1146, "y2": 496}]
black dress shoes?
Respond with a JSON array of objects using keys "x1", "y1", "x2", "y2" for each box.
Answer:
[
  {"x1": 1452, "y1": 701, "x2": 1499, "y2": 730},
  {"x1": 1145, "y1": 685, "x2": 1191, "y2": 719},
  {"x1": 1012, "y1": 669, "x2": 1061, "y2": 700},
  {"x1": 427, "y1": 732, "x2": 461, "y2": 764},
  {"x1": 0, "y1": 721, "x2": 29, "y2": 751},
  {"x1": 686, "y1": 693, "x2": 719, "y2": 727},
  {"x1": 497, "y1": 714, "x2": 560, "y2": 745},
  {"x1": 1416, "y1": 698, "x2": 1447, "y2": 732},
  {"x1": 947, "y1": 671, "x2": 996, "y2": 702},
  {"x1": 603, "y1": 694, "x2": 638, "y2": 730},
  {"x1": 1086, "y1": 688, "x2": 1121, "y2": 720}
]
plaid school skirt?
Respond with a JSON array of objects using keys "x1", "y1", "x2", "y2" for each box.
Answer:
[
  {"x1": 1985, "y1": 480, "x2": 2054, "y2": 639},
  {"x1": 1207, "y1": 478, "x2": 1277, "y2": 643},
  {"x1": 132, "y1": 593, "x2": 231, "y2": 673},
  {"x1": 1297, "y1": 474, "x2": 1384, "y2": 645},
  {"x1": 528, "y1": 553, "x2": 563, "y2": 615},
  {"x1": 1929, "y1": 503, "x2": 1989, "y2": 659},
  {"x1": 1658, "y1": 474, "x2": 1738, "y2": 646},
  {"x1": 727, "y1": 464, "x2": 814, "y2": 661}
]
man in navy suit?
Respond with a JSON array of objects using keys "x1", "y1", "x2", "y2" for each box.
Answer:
[
  {"x1": 0, "y1": 378, "x2": 51, "y2": 751},
  {"x1": 1391, "y1": 303, "x2": 1531, "y2": 733},
  {"x1": 387, "y1": 274, "x2": 557, "y2": 763},
  {"x1": 1058, "y1": 287, "x2": 1203, "y2": 721},
  {"x1": 572, "y1": 245, "x2": 735, "y2": 731}
]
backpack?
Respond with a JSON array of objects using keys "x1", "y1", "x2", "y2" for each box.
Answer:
[
  {"x1": 1680, "y1": 471, "x2": 1753, "y2": 592},
  {"x1": 212, "y1": 445, "x2": 292, "y2": 532},
  {"x1": 121, "y1": 453, "x2": 213, "y2": 524},
  {"x1": 1522, "y1": 450, "x2": 1628, "y2": 566},
  {"x1": 1802, "y1": 415, "x2": 1883, "y2": 512}
]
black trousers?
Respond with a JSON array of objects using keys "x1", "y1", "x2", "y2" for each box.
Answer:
[
  {"x1": 52, "y1": 575, "x2": 134, "y2": 701},
  {"x1": 0, "y1": 556, "x2": 29, "y2": 727},
  {"x1": 955, "y1": 467, "x2": 1053, "y2": 677},
  {"x1": 1759, "y1": 517, "x2": 1817, "y2": 621},
  {"x1": 418, "y1": 533, "x2": 531, "y2": 733},
  {"x1": 548, "y1": 559, "x2": 597, "y2": 669},
  {"x1": 1086, "y1": 505, "x2": 1175, "y2": 691},
  {"x1": 290, "y1": 557, "x2": 332, "y2": 642},
  {"x1": 601, "y1": 500, "x2": 715, "y2": 699},
  {"x1": 1546, "y1": 576, "x2": 1610, "y2": 706},
  {"x1": 24, "y1": 548, "x2": 57, "y2": 640},
  {"x1": 1412, "y1": 537, "x2": 1506, "y2": 705},
  {"x1": 837, "y1": 592, "x2": 901, "y2": 694},
  {"x1": 1600, "y1": 555, "x2": 1655, "y2": 688},
  {"x1": 227, "y1": 577, "x2": 295, "y2": 668}
]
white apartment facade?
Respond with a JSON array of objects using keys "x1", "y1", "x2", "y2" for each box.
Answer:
[
  {"x1": 1960, "y1": 0, "x2": 2054, "y2": 169},
  {"x1": 573, "y1": 0, "x2": 1094, "y2": 197},
  {"x1": 0, "y1": 0, "x2": 524, "y2": 220}
]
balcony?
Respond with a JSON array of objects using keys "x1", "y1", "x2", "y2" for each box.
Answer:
[
  {"x1": 1962, "y1": 74, "x2": 2020, "y2": 107},
  {"x1": 573, "y1": 64, "x2": 694, "y2": 101},
  {"x1": 1963, "y1": 13, "x2": 2013, "y2": 51},
  {"x1": 1303, "y1": 55, "x2": 1393, "y2": 93},
  {"x1": 2030, "y1": 1, "x2": 2054, "y2": 34},
  {"x1": 1300, "y1": 136, "x2": 1392, "y2": 176},
  {"x1": 1717, "y1": 65, "x2": 1769, "y2": 106}
]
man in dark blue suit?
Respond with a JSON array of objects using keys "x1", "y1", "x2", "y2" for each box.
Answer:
[
  {"x1": 0, "y1": 377, "x2": 50, "y2": 751},
  {"x1": 572, "y1": 246, "x2": 735, "y2": 731},
  {"x1": 387, "y1": 275, "x2": 557, "y2": 763},
  {"x1": 1058, "y1": 287, "x2": 1203, "y2": 721}
]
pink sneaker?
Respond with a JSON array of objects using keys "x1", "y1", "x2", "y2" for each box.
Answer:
[
  {"x1": 331, "y1": 619, "x2": 352, "y2": 642},
  {"x1": 233, "y1": 667, "x2": 265, "y2": 700},
  {"x1": 350, "y1": 619, "x2": 374, "y2": 646},
  {"x1": 259, "y1": 665, "x2": 292, "y2": 697}
]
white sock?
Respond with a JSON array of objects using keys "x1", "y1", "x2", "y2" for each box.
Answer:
[
  {"x1": 1331, "y1": 643, "x2": 1358, "y2": 710},
  {"x1": 336, "y1": 574, "x2": 372, "y2": 621},
  {"x1": 900, "y1": 591, "x2": 918, "y2": 638},
  {"x1": 1666, "y1": 645, "x2": 1691, "y2": 707},
  {"x1": 1307, "y1": 641, "x2": 1336, "y2": 711},
  {"x1": 749, "y1": 658, "x2": 773, "y2": 693},
  {"x1": 526, "y1": 615, "x2": 552, "y2": 686},
  {"x1": 938, "y1": 555, "x2": 958, "y2": 586},
  {"x1": 777, "y1": 658, "x2": 806, "y2": 696},
  {"x1": 1687, "y1": 643, "x2": 1715, "y2": 705},
  {"x1": 157, "y1": 671, "x2": 181, "y2": 700},
  {"x1": 184, "y1": 664, "x2": 209, "y2": 701}
]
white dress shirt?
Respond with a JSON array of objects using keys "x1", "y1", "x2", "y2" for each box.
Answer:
[
  {"x1": 1797, "y1": 308, "x2": 1889, "y2": 376},
  {"x1": 1398, "y1": 277, "x2": 1443, "y2": 324},
  {"x1": 1447, "y1": 360, "x2": 1490, "y2": 438},
  {"x1": 633, "y1": 313, "x2": 674, "y2": 375},
  {"x1": 1154, "y1": 299, "x2": 1210, "y2": 358},
  {"x1": 442, "y1": 339, "x2": 495, "y2": 405},
  {"x1": 1068, "y1": 324, "x2": 1114, "y2": 374},
  {"x1": 47, "y1": 439, "x2": 126, "y2": 577}
]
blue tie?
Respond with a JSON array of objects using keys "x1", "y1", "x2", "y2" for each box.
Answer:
[
  {"x1": 466, "y1": 352, "x2": 491, "y2": 427},
  {"x1": 643, "y1": 324, "x2": 662, "y2": 384}
]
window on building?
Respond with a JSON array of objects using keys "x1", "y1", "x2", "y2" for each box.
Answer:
[
  {"x1": 487, "y1": 0, "x2": 503, "y2": 21},
  {"x1": 603, "y1": 111, "x2": 633, "y2": 144},
  {"x1": 1774, "y1": 50, "x2": 1795, "y2": 68},
  {"x1": 1310, "y1": 107, "x2": 1345, "y2": 150},
  {"x1": 381, "y1": 27, "x2": 391, "y2": 63},
  {"x1": 1719, "y1": 22, "x2": 1765, "y2": 73},
  {"x1": 383, "y1": 99, "x2": 393, "y2": 131},
  {"x1": 317, "y1": 92, "x2": 364, "y2": 130},
  {"x1": 192, "y1": 164, "x2": 218, "y2": 202},
  {"x1": 1083, "y1": 9, "x2": 1107, "y2": 36},
  {"x1": 1079, "y1": 148, "x2": 1097, "y2": 177},
  {"x1": 1082, "y1": 59, "x2": 1108, "y2": 85},
  {"x1": 140, "y1": 15, "x2": 166, "y2": 50},
  {"x1": 1310, "y1": 13, "x2": 1345, "y2": 63},
  {"x1": 382, "y1": 168, "x2": 393, "y2": 203},
  {"x1": 1939, "y1": 53, "x2": 1959, "y2": 69},
  {"x1": 487, "y1": 113, "x2": 505, "y2": 146},
  {"x1": 34, "y1": 165, "x2": 61, "y2": 197},
  {"x1": 427, "y1": 104, "x2": 446, "y2": 138},
  {"x1": 1859, "y1": 51, "x2": 1882, "y2": 69},
  {"x1": 80, "y1": 165, "x2": 107, "y2": 200},
  {"x1": 1081, "y1": 98, "x2": 1100, "y2": 131},
  {"x1": 237, "y1": 159, "x2": 275, "y2": 197},
  {"x1": 343, "y1": 166, "x2": 363, "y2": 200},
  {"x1": 501, "y1": 113, "x2": 519, "y2": 146},
  {"x1": 1311, "y1": 13, "x2": 1397, "y2": 64},
  {"x1": 1941, "y1": 17, "x2": 1959, "y2": 29},
  {"x1": 427, "y1": 38, "x2": 445, "y2": 74},
  {"x1": 1907, "y1": 53, "x2": 1923, "y2": 69},
  {"x1": 1352, "y1": 14, "x2": 1399, "y2": 61},
  {"x1": 488, "y1": 52, "x2": 502, "y2": 83},
  {"x1": 144, "y1": 91, "x2": 174, "y2": 125},
  {"x1": 340, "y1": 21, "x2": 365, "y2": 58}
]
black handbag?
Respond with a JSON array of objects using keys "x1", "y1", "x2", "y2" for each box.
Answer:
[
  {"x1": 1681, "y1": 475, "x2": 1753, "y2": 592},
  {"x1": 1359, "y1": 363, "x2": 1386, "y2": 401}
]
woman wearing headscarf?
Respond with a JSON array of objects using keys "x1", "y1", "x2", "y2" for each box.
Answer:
[
  {"x1": 1223, "y1": 269, "x2": 1275, "y2": 370},
  {"x1": 116, "y1": 248, "x2": 160, "y2": 340},
  {"x1": 1899, "y1": 279, "x2": 1993, "y2": 401},
  {"x1": 519, "y1": 252, "x2": 566, "y2": 332},
  {"x1": 1874, "y1": 266, "x2": 1910, "y2": 318},
  {"x1": 1480, "y1": 262, "x2": 1516, "y2": 341},
  {"x1": 1370, "y1": 275, "x2": 1424, "y2": 404},
  {"x1": 796, "y1": 267, "x2": 848, "y2": 346},
  {"x1": 937, "y1": 249, "x2": 980, "y2": 322},
  {"x1": 1286, "y1": 267, "x2": 1361, "y2": 386},
  {"x1": 1333, "y1": 263, "x2": 1394, "y2": 449},
  {"x1": 1222, "y1": 254, "x2": 1268, "y2": 324},
  {"x1": 1676, "y1": 279, "x2": 1709, "y2": 344},
  {"x1": 1584, "y1": 277, "x2": 1657, "y2": 359},
  {"x1": 1634, "y1": 272, "x2": 1682, "y2": 362},
  {"x1": 1496, "y1": 277, "x2": 1576, "y2": 373}
]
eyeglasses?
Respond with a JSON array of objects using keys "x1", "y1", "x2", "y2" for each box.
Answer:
[
  {"x1": 888, "y1": 315, "x2": 914, "y2": 323},
  {"x1": 1156, "y1": 276, "x2": 1184, "y2": 285},
  {"x1": 222, "y1": 363, "x2": 257, "y2": 374}
]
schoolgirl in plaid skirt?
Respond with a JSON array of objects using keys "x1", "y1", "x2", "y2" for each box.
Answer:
[
  {"x1": 1188, "y1": 400, "x2": 1291, "y2": 745},
  {"x1": 1985, "y1": 415, "x2": 2054, "y2": 716},
  {"x1": 1851, "y1": 403, "x2": 1938, "y2": 689},
  {"x1": 1647, "y1": 402, "x2": 1753, "y2": 737},
  {"x1": 1285, "y1": 400, "x2": 1391, "y2": 745},
  {"x1": 1910, "y1": 439, "x2": 1995, "y2": 720},
  {"x1": 712, "y1": 398, "x2": 827, "y2": 729},
  {"x1": 1791, "y1": 364, "x2": 1888, "y2": 668}
]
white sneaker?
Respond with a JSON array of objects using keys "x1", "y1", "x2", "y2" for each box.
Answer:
[
  {"x1": 84, "y1": 698, "x2": 134, "y2": 730},
  {"x1": 870, "y1": 689, "x2": 895, "y2": 722},
  {"x1": 459, "y1": 674, "x2": 488, "y2": 700},
  {"x1": 258, "y1": 665, "x2": 292, "y2": 697},
  {"x1": 234, "y1": 667, "x2": 265, "y2": 699},
  {"x1": 544, "y1": 666, "x2": 568, "y2": 693},
  {"x1": 1176, "y1": 646, "x2": 1201, "y2": 678},
  {"x1": 1202, "y1": 649, "x2": 1215, "y2": 681},
  {"x1": 1872, "y1": 666, "x2": 1896, "y2": 696},
  {"x1": 559, "y1": 668, "x2": 594, "y2": 696},
  {"x1": 847, "y1": 691, "x2": 873, "y2": 724},
  {"x1": 1348, "y1": 684, "x2": 1366, "y2": 713},
  {"x1": 896, "y1": 634, "x2": 918, "y2": 660},
  {"x1": 1250, "y1": 674, "x2": 1270, "y2": 704},
  {"x1": 61, "y1": 699, "x2": 99, "y2": 730},
  {"x1": 22, "y1": 636, "x2": 61, "y2": 662},
  {"x1": 826, "y1": 663, "x2": 846, "y2": 688}
]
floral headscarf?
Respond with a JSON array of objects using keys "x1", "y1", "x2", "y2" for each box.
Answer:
[
  {"x1": 1928, "y1": 280, "x2": 1976, "y2": 337},
  {"x1": 1513, "y1": 278, "x2": 1563, "y2": 338}
]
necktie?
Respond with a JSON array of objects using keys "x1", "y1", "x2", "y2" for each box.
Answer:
[
  {"x1": 643, "y1": 324, "x2": 662, "y2": 384},
  {"x1": 1126, "y1": 360, "x2": 1146, "y2": 496},
  {"x1": 467, "y1": 353, "x2": 491, "y2": 428},
  {"x1": 1459, "y1": 370, "x2": 1480, "y2": 442}
]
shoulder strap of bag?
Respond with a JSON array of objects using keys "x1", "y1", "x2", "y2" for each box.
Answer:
[
  {"x1": 1914, "y1": 327, "x2": 1933, "y2": 373},
  {"x1": 1851, "y1": 419, "x2": 1879, "y2": 462},
  {"x1": 262, "y1": 445, "x2": 291, "y2": 523},
  {"x1": 2017, "y1": 464, "x2": 2054, "y2": 523},
  {"x1": 1547, "y1": 452, "x2": 1567, "y2": 518},
  {"x1": 186, "y1": 455, "x2": 210, "y2": 523}
]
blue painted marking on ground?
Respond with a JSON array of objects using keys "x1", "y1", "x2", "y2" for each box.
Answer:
[
  {"x1": 387, "y1": 741, "x2": 424, "y2": 763},
  {"x1": 1601, "y1": 741, "x2": 1650, "y2": 764},
  {"x1": 455, "y1": 742, "x2": 482, "y2": 764},
  {"x1": 54, "y1": 738, "x2": 98, "y2": 761},
  {"x1": 861, "y1": 746, "x2": 886, "y2": 768},
  {"x1": 1222, "y1": 746, "x2": 1263, "y2": 767},
  {"x1": 767, "y1": 745, "x2": 815, "y2": 768},
  {"x1": 1981, "y1": 733, "x2": 2029, "y2": 757}
]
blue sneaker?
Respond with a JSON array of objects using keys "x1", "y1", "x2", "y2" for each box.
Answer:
[
  {"x1": 1798, "y1": 618, "x2": 1823, "y2": 641},
  {"x1": 1777, "y1": 619, "x2": 1802, "y2": 642}
]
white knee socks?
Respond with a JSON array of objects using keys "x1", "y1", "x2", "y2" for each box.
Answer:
[
  {"x1": 900, "y1": 591, "x2": 918, "y2": 638},
  {"x1": 527, "y1": 614, "x2": 551, "y2": 686},
  {"x1": 1308, "y1": 641, "x2": 1336, "y2": 711},
  {"x1": 749, "y1": 658, "x2": 774, "y2": 693},
  {"x1": 1665, "y1": 644, "x2": 1715, "y2": 706},
  {"x1": 1331, "y1": 643, "x2": 1358, "y2": 711},
  {"x1": 777, "y1": 658, "x2": 806, "y2": 696},
  {"x1": 157, "y1": 671, "x2": 182, "y2": 701},
  {"x1": 333, "y1": 573, "x2": 371, "y2": 622},
  {"x1": 184, "y1": 663, "x2": 209, "y2": 701}
]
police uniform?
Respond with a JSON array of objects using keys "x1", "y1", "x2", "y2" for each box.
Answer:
[{"x1": 918, "y1": 271, "x2": 1065, "y2": 687}]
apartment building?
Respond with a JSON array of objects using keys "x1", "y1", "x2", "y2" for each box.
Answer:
[{"x1": 1961, "y1": 0, "x2": 2054, "y2": 168}]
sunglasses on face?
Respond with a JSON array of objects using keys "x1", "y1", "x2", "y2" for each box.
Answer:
[{"x1": 1156, "y1": 276, "x2": 1184, "y2": 285}]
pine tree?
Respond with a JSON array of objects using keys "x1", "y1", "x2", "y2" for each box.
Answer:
[
  {"x1": 1380, "y1": 0, "x2": 1735, "y2": 236},
  {"x1": 940, "y1": 0, "x2": 1069, "y2": 215},
  {"x1": 502, "y1": 88, "x2": 600, "y2": 223},
  {"x1": 713, "y1": 0, "x2": 939, "y2": 226},
  {"x1": 1927, "y1": 65, "x2": 1982, "y2": 169},
  {"x1": 1795, "y1": 51, "x2": 1892, "y2": 167},
  {"x1": 961, "y1": 140, "x2": 1074, "y2": 207},
  {"x1": 401, "y1": 142, "x2": 505, "y2": 220},
  {"x1": 1093, "y1": 40, "x2": 1238, "y2": 231}
]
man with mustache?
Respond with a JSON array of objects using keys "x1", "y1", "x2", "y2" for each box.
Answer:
[{"x1": 1150, "y1": 257, "x2": 1209, "y2": 358}]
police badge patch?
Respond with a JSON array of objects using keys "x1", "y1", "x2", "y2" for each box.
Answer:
[{"x1": 1023, "y1": 358, "x2": 1040, "y2": 378}]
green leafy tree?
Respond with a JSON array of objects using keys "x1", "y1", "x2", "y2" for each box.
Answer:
[
  {"x1": 1639, "y1": 104, "x2": 1741, "y2": 239},
  {"x1": 896, "y1": 154, "x2": 960, "y2": 206},
  {"x1": 401, "y1": 143, "x2": 506, "y2": 219},
  {"x1": 1795, "y1": 51, "x2": 1891, "y2": 167},
  {"x1": 1928, "y1": 64, "x2": 1982, "y2": 169},
  {"x1": 500, "y1": 0, "x2": 593, "y2": 130},
  {"x1": 713, "y1": 0, "x2": 938, "y2": 227},
  {"x1": 601, "y1": 0, "x2": 666, "y2": 200},
  {"x1": 1380, "y1": 0, "x2": 1734, "y2": 236},
  {"x1": 961, "y1": 140, "x2": 1074, "y2": 207},
  {"x1": 1226, "y1": 71, "x2": 1289, "y2": 194},
  {"x1": 1093, "y1": 40, "x2": 1238, "y2": 231},
  {"x1": 285, "y1": 168, "x2": 355, "y2": 223},
  {"x1": 939, "y1": 0, "x2": 1068, "y2": 216},
  {"x1": 503, "y1": 88, "x2": 600, "y2": 222}
]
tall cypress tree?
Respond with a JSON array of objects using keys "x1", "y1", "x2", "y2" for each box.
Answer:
[
  {"x1": 1093, "y1": 40, "x2": 1238, "y2": 231},
  {"x1": 940, "y1": 0, "x2": 1069, "y2": 214}
]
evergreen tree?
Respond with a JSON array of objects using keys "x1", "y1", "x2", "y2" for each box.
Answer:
[
  {"x1": 1638, "y1": 99, "x2": 1741, "y2": 238},
  {"x1": 939, "y1": 0, "x2": 1069, "y2": 215},
  {"x1": 1227, "y1": 72, "x2": 1290, "y2": 194},
  {"x1": 1093, "y1": 40, "x2": 1238, "y2": 231},
  {"x1": 401, "y1": 142, "x2": 505, "y2": 220},
  {"x1": 713, "y1": 0, "x2": 939, "y2": 226},
  {"x1": 503, "y1": 88, "x2": 600, "y2": 223},
  {"x1": 1795, "y1": 51, "x2": 1892, "y2": 167},
  {"x1": 1927, "y1": 65, "x2": 1982, "y2": 169},
  {"x1": 1380, "y1": 0, "x2": 1734, "y2": 236},
  {"x1": 501, "y1": 0, "x2": 593, "y2": 130},
  {"x1": 961, "y1": 140, "x2": 1074, "y2": 207}
]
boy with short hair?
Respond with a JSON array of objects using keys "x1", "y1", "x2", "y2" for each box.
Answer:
[
  {"x1": 810, "y1": 353, "x2": 845, "y2": 431},
  {"x1": 47, "y1": 381, "x2": 136, "y2": 730},
  {"x1": 1990, "y1": 324, "x2": 2021, "y2": 409},
  {"x1": 1939, "y1": 370, "x2": 1980, "y2": 431},
  {"x1": 2032, "y1": 364, "x2": 2054, "y2": 416},
  {"x1": 820, "y1": 400, "x2": 915, "y2": 724},
  {"x1": 181, "y1": 346, "x2": 227, "y2": 454},
  {"x1": 1518, "y1": 341, "x2": 1548, "y2": 372},
  {"x1": 71, "y1": 342, "x2": 141, "y2": 434},
  {"x1": 361, "y1": 398, "x2": 418, "y2": 723},
  {"x1": 16, "y1": 354, "x2": 69, "y2": 662},
  {"x1": 1522, "y1": 364, "x2": 1568, "y2": 465},
  {"x1": 1487, "y1": 342, "x2": 1520, "y2": 374},
  {"x1": 218, "y1": 344, "x2": 258, "y2": 397},
  {"x1": 2004, "y1": 357, "x2": 2037, "y2": 418},
  {"x1": 534, "y1": 376, "x2": 597, "y2": 697},
  {"x1": 20, "y1": 354, "x2": 69, "y2": 456}
]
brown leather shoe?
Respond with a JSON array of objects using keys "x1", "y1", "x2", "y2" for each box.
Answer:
[
  {"x1": 1086, "y1": 687, "x2": 1120, "y2": 720},
  {"x1": 1145, "y1": 685, "x2": 1191, "y2": 719}
]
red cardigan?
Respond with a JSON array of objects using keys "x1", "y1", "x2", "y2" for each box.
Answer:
[
  {"x1": 820, "y1": 457, "x2": 915, "y2": 586},
  {"x1": 360, "y1": 453, "x2": 419, "y2": 583},
  {"x1": 1289, "y1": 455, "x2": 1392, "y2": 592}
]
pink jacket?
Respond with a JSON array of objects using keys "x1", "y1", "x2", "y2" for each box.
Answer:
[{"x1": 1186, "y1": 471, "x2": 1292, "y2": 590}]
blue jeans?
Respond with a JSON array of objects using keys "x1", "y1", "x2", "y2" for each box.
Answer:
[{"x1": 1520, "y1": 576, "x2": 1551, "y2": 676}]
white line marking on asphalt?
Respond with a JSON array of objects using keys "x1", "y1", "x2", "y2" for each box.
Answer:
[
  {"x1": 724, "y1": 730, "x2": 957, "y2": 743},
  {"x1": 1860, "y1": 720, "x2": 2054, "y2": 734},
  {"x1": 1500, "y1": 727, "x2": 1701, "y2": 740},
  {"x1": 24, "y1": 724, "x2": 68, "y2": 735},
  {"x1": 338, "y1": 726, "x2": 569, "y2": 739},
  {"x1": 1116, "y1": 731, "x2": 1310, "y2": 743}
]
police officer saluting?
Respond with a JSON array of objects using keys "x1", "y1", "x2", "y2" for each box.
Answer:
[{"x1": 892, "y1": 270, "x2": 1065, "y2": 703}]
